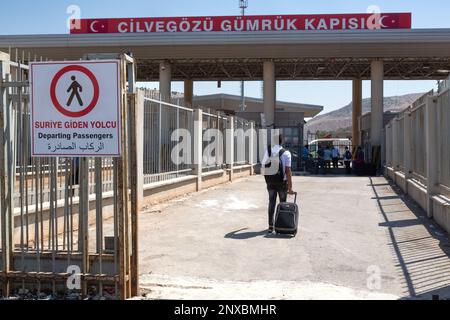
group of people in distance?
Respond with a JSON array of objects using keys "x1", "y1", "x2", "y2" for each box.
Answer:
[{"x1": 303, "y1": 144, "x2": 365, "y2": 175}]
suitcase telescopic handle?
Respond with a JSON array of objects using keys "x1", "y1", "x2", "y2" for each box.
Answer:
[{"x1": 290, "y1": 192, "x2": 298, "y2": 204}]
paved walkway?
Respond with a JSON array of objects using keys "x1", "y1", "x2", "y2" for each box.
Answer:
[{"x1": 137, "y1": 175, "x2": 450, "y2": 300}]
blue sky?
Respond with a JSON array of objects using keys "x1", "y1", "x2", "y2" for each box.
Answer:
[{"x1": 1, "y1": 0, "x2": 448, "y2": 113}]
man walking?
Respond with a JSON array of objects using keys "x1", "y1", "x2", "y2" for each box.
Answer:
[{"x1": 262, "y1": 135, "x2": 295, "y2": 234}]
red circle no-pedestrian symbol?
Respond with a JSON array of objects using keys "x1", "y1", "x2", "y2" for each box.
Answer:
[{"x1": 50, "y1": 65, "x2": 100, "y2": 118}]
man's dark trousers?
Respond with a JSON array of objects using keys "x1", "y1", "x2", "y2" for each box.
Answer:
[{"x1": 267, "y1": 182, "x2": 288, "y2": 230}]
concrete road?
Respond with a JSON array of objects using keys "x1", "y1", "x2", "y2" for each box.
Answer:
[{"x1": 137, "y1": 175, "x2": 450, "y2": 300}]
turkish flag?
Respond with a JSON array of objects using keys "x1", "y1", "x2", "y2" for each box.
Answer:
[
  {"x1": 87, "y1": 19, "x2": 109, "y2": 33},
  {"x1": 380, "y1": 13, "x2": 411, "y2": 29}
]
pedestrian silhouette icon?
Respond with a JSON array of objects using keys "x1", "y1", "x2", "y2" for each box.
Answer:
[{"x1": 67, "y1": 75, "x2": 83, "y2": 107}]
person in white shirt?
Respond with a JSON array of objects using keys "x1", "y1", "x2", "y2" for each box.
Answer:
[
  {"x1": 331, "y1": 146, "x2": 340, "y2": 169},
  {"x1": 261, "y1": 135, "x2": 295, "y2": 234},
  {"x1": 323, "y1": 146, "x2": 333, "y2": 171}
]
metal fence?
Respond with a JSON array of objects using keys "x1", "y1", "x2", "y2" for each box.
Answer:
[
  {"x1": 386, "y1": 85, "x2": 450, "y2": 196},
  {"x1": 1, "y1": 52, "x2": 138, "y2": 300},
  {"x1": 385, "y1": 123, "x2": 393, "y2": 167},
  {"x1": 234, "y1": 117, "x2": 251, "y2": 166},
  {"x1": 141, "y1": 91, "x2": 254, "y2": 181},
  {"x1": 397, "y1": 116, "x2": 404, "y2": 171},
  {"x1": 142, "y1": 92, "x2": 194, "y2": 184},
  {"x1": 13, "y1": 158, "x2": 115, "y2": 208},
  {"x1": 1, "y1": 52, "x2": 256, "y2": 299},
  {"x1": 438, "y1": 77, "x2": 450, "y2": 93},
  {"x1": 202, "y1": 110, "x2": 227, "y2": 172},
  {"x1": 436, "y1": 84, "x2": 450, "y2": 190},
  {"x1": 410, "y1": 96, "x2": 427, "y2": 182}
]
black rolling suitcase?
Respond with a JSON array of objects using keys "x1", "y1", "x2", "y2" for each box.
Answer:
[{"x1": 274, "y1": 192, "x2": 299, "y2": 236}]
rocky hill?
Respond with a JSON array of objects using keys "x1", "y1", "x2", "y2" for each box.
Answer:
[{"x1": 305, "y1": 93, "x2": 424, "y2": 133}]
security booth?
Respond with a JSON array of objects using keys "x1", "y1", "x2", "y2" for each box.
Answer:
[{"x1": 360, "y1": 110, "x2": 401, "y2": 163}]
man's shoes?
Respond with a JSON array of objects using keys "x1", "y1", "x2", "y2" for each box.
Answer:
[{"x1": 267, "y1": 227, "x2": 274, "y2": 235}]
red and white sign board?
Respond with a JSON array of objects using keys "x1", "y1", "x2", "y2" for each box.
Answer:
[
  {"x1": 30, "y1": 60, "x2": 122, "y2": 157},
  {"x1": 71, "y1": 13, "x2": 411, "y2": 34}
]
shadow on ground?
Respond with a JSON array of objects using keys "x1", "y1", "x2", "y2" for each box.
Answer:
[
  {"x1": 225, "y1": 228, "x2": 267, "y2": 239},
  {"x1": 370, "y1": 177, "x2": 450, "y2": 300},
  {"x1": 225, "y1": 228, "x2": 295, "y2": 240}
]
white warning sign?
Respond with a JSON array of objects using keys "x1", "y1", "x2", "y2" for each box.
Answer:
[{"x1": 30, "y1": 60, "x2": 121, "y2": 157}]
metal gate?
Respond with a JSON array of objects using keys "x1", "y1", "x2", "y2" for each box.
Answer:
[{"x1": 0, "y1": 51, "x2": 139, "y2": 299}]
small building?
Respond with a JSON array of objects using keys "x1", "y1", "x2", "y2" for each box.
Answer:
[
  {"x1": 360, "y1": 110, "x2": 400, "y2": 163},
  {"x1": 360, "y1": 111, "x2": 401, "y2": 143}
]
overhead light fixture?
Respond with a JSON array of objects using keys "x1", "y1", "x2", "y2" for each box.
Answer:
[{"x1": 437, "y1": 69, "x2": 450, "y2": 73}]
